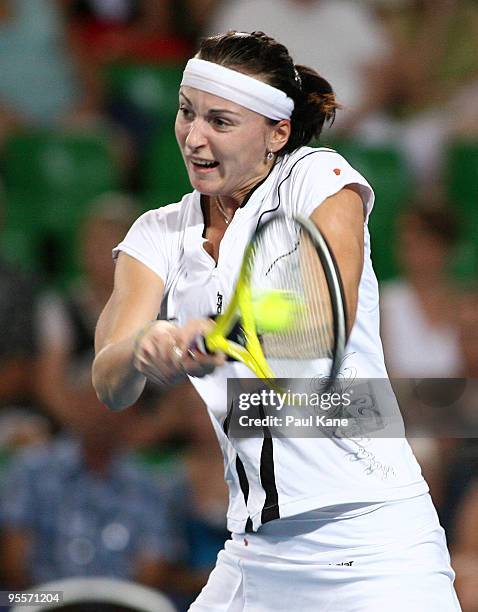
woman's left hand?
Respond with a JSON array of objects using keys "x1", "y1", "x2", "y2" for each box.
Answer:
[{"x1": 133, "y1": 318, "x2": 226, "y2": 386}]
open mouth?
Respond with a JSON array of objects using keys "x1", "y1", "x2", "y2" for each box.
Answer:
[{"x1": 190, "y1": 159, "x2": 220, "y2": 169}]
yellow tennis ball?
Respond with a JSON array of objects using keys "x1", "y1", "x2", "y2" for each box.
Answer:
[{"x1": 252, "y1": 290, "x2": 298, "y2": 333}]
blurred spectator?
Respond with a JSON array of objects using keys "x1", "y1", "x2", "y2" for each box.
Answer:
[
  {"x1": 457, "y1": 289, "x2": 478, "y2": 379},
  {"x1": 34, "y1": 192, "x2": 139, "y2": 426},
  {"x1": 352, "y1": 0, "x2": 478, "y2": 188},
  {"x1": 33, "y1": 192, "x2": 183, "y2": 447},
  {"x1": 452, "y1": 79, "x2": 478, "y2": 138},
  {"x1": 205, "y1": 0, "x2": 392, "y2": 128},
  {"x1": 380, "y1": 204, "x2": 463, "y2": 508},
  {"x1": 184, "y1": 0, "x2": 221, "y2": 36},
  {"x1": 0, "y1": 185, "x2": 52, "y2": 529},
  {"x1": 439, "y1": 289, "x2": 478, "y2": 522},
  {"x1": 0, "y1": 410, "x2": 50, "y2": 452},
  {"x1": 380, "y1": 204, "x2": 462, "y2": 378},
  {"x1": 205, "y1": 0, "x2": 478, "y2": 190},
  {"x1": 70, "y1": 0, "x2": 139, "y2": 24},
  {"x1": 65, "y1": 0, "x2": 205, "y2": 189},
  {"x1": 372, "y1": 0, "x2": 478, "y2": 111},
  {"x1": 0, "y1": 257, "x2": 37, "y2": 404},
  {"x1": 0, "y1": 1, "x2": 138, "y2": 192},
  {"x1": 0, "y1": 185, "x2": 38, "y2": 408},
  {"x1": 0, "y1": 0, "x2": 103, "y2": 144},
  {"x1": 0, "y1": 415, "x2": 179, "y2": 590},
  {"x1": 66, "y1": 0, "x2": 199, "y2": 65}
]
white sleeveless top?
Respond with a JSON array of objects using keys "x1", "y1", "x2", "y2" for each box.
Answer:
[{"x1": 114, "y1": 147, "x2": 427, "y2": 533}]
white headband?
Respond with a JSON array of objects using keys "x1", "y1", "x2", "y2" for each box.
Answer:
[{"x1": 181, "y1": 58, "x2": 294, "y2": 120}]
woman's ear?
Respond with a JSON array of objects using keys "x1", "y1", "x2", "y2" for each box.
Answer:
[{"x1": 269, "y1": 119, "x2": 291, "y2": 153}]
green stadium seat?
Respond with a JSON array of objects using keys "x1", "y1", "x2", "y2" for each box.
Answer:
[
  {"x1": 323, "y1": 140, "x2": 413, "y2": 281},
  {"x1": 445, "y1": 140, "x2": 478, "y2": 222},
  {"x1": 1, "y1": 131, "x2": 120, "y2": 284},
  {"x1": 1, "y1": 191, "x2": 43, "y2": 273},
  {"x1": 3, "y1": 191, "x2": 94, "y2": 285},
  {"x1": 450, "y1": 235, "x2": 478, "y2": 283},
  {"x1": 142, "y1": 127, "x2": 192, "y2": 207},
  {"x1": 3, "y1": 131, "x2": 118, "y2": 201},
  {"x1": 104, "y1": 62, "x2": 185, "y2": 122},
  {"x1": 445, "y1": 140, "x2": 478, "y2": 283}
]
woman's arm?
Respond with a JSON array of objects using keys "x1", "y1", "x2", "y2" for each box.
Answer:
[
  {"x1": 310, "y1": 186, "x2": 365, "y2": 335},
  {"x1": 93, "y1": 253, "x2": 164, "y2": 410},
  {"x1": 93, "y1": 253, "x2": 224, "y2": 410}
]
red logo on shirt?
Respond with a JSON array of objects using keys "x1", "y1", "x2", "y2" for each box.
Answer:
[{"x1": 333, "y1": 168, "x2": 341, "y2": 175}]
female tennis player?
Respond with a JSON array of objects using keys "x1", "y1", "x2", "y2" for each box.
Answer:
[{"x1": 93, "y1": 31, "x2": 460, "y2": 611}]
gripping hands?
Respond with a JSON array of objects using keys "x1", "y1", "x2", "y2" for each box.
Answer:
[{"x1": 133, "y1": 319, "x2": 225, "y2": 386}]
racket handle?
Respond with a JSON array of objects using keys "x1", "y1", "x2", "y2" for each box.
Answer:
[{"x1": 191, "y1": 334, "x2": 239, "y2": 363}]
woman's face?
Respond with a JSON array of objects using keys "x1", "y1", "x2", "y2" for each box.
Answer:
[{"x1": 175, "y1": 85, "x2": 280, "y2": 203}]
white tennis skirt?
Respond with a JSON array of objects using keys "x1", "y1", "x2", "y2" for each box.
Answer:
[{"x1": 189, "y1": 493, "x2": 461, "y2": 612}]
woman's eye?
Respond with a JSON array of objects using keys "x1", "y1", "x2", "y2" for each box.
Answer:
[
  {"x1": 179, "y1": 106, "x2": 193, "y2": 118},
  {"x1": 212, "y1": 118, "x2": 229, "y2": 128}
]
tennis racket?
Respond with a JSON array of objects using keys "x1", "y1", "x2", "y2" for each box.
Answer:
[{"x1": 201, "y1": 215, "x2": 347, "y2": 391}]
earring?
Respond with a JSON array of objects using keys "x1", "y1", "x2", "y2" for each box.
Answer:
[{"x1": 266, "y1": 150, "x2": 274, "y2": 161}]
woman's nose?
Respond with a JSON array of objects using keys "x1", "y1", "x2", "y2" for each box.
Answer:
[{"x1": 185, "y1": 119, "x2": 208, "y2": 150}]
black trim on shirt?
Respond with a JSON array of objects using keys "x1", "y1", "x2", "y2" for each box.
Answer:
[
  {"x1": 223, "y1": 399, "x2": 234, "y2": 437},
  {"x1": 258, "y1": 400, "x2": 280, "y2": 525},
  {"x1": 224, "y1": 399, "x2": 254, "y2": 532},
  {"x1": 236, "y1": 456, "x2": 254, "y2": 533}
]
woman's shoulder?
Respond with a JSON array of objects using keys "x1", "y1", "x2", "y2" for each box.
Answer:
[
  {"x1": 281, "y1": 145, "x2": 361, "y2": 178},
  {"x1": 276, "y1": 145, "x2": 375, "y2": 218},
  {"x1": 135, "y1": 191, "x2": 197, "y2": 231},
  {"x1": 112, "y1": 191, "x2": 198, "y2": 278}
]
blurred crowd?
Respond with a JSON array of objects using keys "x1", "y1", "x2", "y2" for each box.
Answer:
[{"x1": 0, "y1": 1, "x2": 477, "y2": 610}]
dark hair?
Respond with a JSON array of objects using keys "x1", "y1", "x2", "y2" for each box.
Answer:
[{"x1": 197, "y1": 31, "x2": 339, "y2": 154}]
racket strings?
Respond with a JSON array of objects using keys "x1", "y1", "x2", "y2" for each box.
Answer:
[{"x1": 251, "y1": 219, "x2": 335, "y2": 375}]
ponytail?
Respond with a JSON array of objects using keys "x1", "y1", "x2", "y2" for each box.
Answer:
[{"x1": 283, "y1": 65, "x2": 340, "y2": 153}]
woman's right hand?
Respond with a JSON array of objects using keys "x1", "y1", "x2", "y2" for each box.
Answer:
[{"x1": 133, "y1": 319, "x2": 226, "y2": 386}]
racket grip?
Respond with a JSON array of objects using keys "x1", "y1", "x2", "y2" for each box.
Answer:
[{"x1": 191, "y1": 335, "x2": 236, "y2": 362}]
